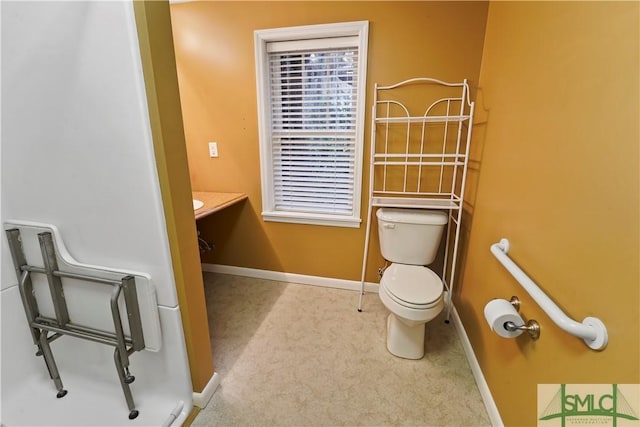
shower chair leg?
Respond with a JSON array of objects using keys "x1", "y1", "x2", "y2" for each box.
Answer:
[
  {"x1": 38, "y1": 331, "x2": 67, "y2": 398},
  {"x1": 114, "y1": 347, "x2": 139, "y2": 420}
]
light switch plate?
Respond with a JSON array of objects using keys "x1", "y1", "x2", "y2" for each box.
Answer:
[{"x1": 208, "y1": 142, "x2": 218, "y2": 158}]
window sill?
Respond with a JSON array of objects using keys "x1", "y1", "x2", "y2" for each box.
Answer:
[{"x1": 262, "y1": 211, "x2": 361, "y2": 228}]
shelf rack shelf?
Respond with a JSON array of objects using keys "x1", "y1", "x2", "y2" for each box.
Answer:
[
  {"x1": 372, "y1": 196, "x2": 461, "y2": 210},
  {"x1": 358, "y1": 77, "x2": 475, "y2": 320},
  {"x1": 375, "y1": 114, "x2": 471, "y2": 124}
]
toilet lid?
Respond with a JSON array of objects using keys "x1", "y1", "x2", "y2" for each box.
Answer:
[{"x1": 381, "y1": 264, "x2": 443, "y2": 306}]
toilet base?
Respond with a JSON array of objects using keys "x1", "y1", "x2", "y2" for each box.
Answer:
[{"x1": 386, "y1": 314, "x2": 425, "y2": 360}]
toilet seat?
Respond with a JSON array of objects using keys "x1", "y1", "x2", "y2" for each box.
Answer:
[{"x1": 380, "y1": 264, "x2": 443, "y2": 309}]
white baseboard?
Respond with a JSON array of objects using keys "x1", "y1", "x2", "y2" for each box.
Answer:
[
  {"x1": 192, "y1": 371, "x2": 220, "y2": 409},
  {"x1": 449, "y1": 304, "x2": 504, "y2": 427},
  {"x1": 201, "y1": 263, "x2": 379, "y2": 293}
]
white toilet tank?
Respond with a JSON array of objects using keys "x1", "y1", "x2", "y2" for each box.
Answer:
[{"x1": 376, "y1": 208, "x2": 448, "y2": 265}]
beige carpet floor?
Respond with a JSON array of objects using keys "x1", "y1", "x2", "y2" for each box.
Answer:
[{"x1": 193, "y1": 272, "x2": 491, "y2": 426}]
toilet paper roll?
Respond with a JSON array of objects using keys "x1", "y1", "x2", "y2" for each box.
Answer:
[{"x1": 483, "y1": 299, "x2": 524, "y2": 338}]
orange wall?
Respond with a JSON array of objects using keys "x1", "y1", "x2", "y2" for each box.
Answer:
[
  {"x1": 459, "y1": 2, "x2": 639, "y2": 425},
  {"x1": 170, "y1": 1, "x2": 489, "y2": 281}
]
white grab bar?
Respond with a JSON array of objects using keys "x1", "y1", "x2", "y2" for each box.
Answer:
[{"x1": 490, "y1": 238, "x2": 608, "y2": 350}]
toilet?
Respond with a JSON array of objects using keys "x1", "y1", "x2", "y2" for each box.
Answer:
[{"x1": 376, "y1": 207, "x2": 448, "y2": 359}]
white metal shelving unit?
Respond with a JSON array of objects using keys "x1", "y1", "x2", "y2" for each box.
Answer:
[{"x1": 358, "y1": 77, "x2": 475, "y2": 320}]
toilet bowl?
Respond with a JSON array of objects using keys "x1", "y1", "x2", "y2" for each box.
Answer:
[
  {"x1": 375, "y1": 207, "x2": 448, "y2": 359},
  {"x1": 379, "y1": 263, "x2": 444, "y2": 359}
]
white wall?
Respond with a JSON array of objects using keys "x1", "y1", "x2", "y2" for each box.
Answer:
[{"x1": 1, "y1": 1, "x2": 192, "y2": 425}]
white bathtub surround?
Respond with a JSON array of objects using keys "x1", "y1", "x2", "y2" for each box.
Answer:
[{"x1": 2, "y1": 1, "x2": 193, "y2": 425}]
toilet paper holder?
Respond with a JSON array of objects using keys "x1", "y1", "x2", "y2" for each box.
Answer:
[
  {"x1": 504, "y1": 320, "x2": 540, "y2": 340},
  {"x1": 507, "y1": 296, "x2": 540, "y2": 340}
]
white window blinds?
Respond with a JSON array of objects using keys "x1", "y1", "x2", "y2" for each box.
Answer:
[
  {"x1": 268, "y1": 43, "x2": 359, "y2": 215},
  {"x1": 255, "y1": 21, "x2": 368, "y2": 228}
]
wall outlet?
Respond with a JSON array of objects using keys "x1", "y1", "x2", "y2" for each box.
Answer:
[{"x1": 208, "y1": 142, "x2": 218, "y2": 158}]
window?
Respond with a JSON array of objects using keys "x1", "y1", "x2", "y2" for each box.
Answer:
[{"x1": 254, "y1": 21, "x2": 368, "y2": 227}]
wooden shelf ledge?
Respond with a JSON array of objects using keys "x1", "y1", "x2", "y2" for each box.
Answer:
[{"x1": 193, "y1": 191, "x2": 247, "y2": 220}]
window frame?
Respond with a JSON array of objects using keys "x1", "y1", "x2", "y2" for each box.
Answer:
[{"x1": 254, "y1": 21, "x2": 369, "y2": 228}]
